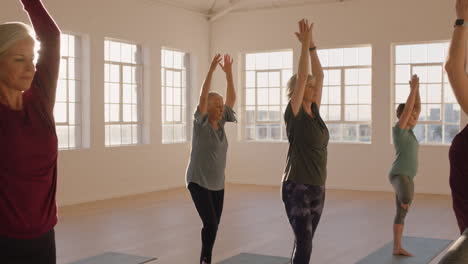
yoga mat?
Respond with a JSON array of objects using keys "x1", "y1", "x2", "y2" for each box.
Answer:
[
  {"x1": 356, "y1": 237, "x2": 452, "y2": 264},
  {"x1": 217, "y1": 253, "x2": 290, "y2": 264},
  {"x1": 438, "y1": 229, "x2": 468, "y2": 264},
  {"x1": 67, "y1": 252, "x2": 156, "y2": 264}
]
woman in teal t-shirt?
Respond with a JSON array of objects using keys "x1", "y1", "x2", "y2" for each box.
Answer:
[{"x1": 389, "y1": 74, "x2": 421, "y2": 257}]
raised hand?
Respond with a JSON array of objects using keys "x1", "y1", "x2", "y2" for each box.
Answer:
[
  {"x1": 209, "y1": 54, "x2": 222, "y2": 72},
  {"x1": 294, "y1": 19, "x2": 313, "y2": 46},
  {"x1": 409, "y1": 74, "x2": 419, "y2": 90},
  {"x1": 219, "y1": 54, "x2": 234, "y2": 74},
  {"x1": 457, "y1": 0, "x2": 468, "y2": 19}
]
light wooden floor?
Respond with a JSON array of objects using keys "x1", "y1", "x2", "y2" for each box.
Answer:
[{"x1": 56, "y1": 184, "x2": 459, "y2": 264}]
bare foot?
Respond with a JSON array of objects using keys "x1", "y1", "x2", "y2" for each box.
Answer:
[{"x1": 393, "y1": 247, "x2": 413, "y2": 256}]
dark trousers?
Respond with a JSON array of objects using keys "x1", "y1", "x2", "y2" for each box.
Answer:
[
  {"x1": 0, "y1": 229, "x2": 56, "y2": 264},
  {"x1": 449, "y1": 128, "x2": 468, "y2": 234},
  {"x1": 188, "y1": 182, "x2": 224, "y2": 264},
  {"x1": 282, "y1": 181, "x2": 325, "y2": 264}
]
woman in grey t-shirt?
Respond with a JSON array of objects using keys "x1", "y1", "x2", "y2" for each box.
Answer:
[{"x1": 186, "y1": 54, "x2": 236, "y2": 264}]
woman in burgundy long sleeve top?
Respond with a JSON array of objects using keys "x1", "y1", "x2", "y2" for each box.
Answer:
[{"x1": 0, "y1": 0, "x2": 60, "y2": 263}]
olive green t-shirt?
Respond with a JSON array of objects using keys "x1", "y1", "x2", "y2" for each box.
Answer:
[
  {"x1": 282, "y1": 102, "x2": 329, "y2": 186},
  {"x1": 389, "y1": 124, "x2": 419, "y2": 178}
]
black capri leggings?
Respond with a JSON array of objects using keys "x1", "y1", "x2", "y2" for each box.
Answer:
[
  {"x1": 389, "y1": 174, "x2": 414, "y2": 224},
  {"x1": 188, "y1": 182, "x2": 224, "y2": 264},
  {"x1": 0, "y1": 229, "x2": 56, "y2": 264}
]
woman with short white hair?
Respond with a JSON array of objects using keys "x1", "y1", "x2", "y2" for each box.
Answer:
[{"x1": 0, "y1": 0, "x2": 60, "y2": 263}]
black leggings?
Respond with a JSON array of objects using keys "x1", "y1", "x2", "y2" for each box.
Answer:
[
  {"x1": 0, "y1": 229, "x2": 56, "y2": 264},
  {"x1": 188, "y1": 182, "x2": 224, "y2": 264},
  {"x1": 282, "y1": 181, "x2": 325, "y2": 264}
]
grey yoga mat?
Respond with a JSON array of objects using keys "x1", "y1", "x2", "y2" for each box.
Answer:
[
  {"x1": 217, "y1": 253, "x2": 290, "y2": 264},
  {"x1": 356, "y1": 237, "x2": 452, "y2": 264},
  {"x1": 67, "y1": 252, "x2": 156, "y2": 264}
]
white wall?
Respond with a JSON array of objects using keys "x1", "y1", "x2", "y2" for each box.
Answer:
[
  {"x1": 211, "y1": 0, "x2": 468, "y2": 195},
  {"x1": 0, "y1": 0, "x2": 210, "y2": 206}
]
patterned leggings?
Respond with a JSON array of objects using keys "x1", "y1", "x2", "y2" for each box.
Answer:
[{"x1": 282, "y1": 181, "x2": 325, "y2": 264}]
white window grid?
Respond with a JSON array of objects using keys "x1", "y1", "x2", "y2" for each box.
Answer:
[
  {"x1": 104, "y1": 39, "x2": 143, "y2": 147},
  {"x1": 243, "y1": 50, "x2": 293, "y2": 141},
  {"x1": 55, "y1": 33, "x2": 82, "y2": 149},
  {"x1": 393, "y1": 42, "x2": 461, "y2": 145},
  {"x1": 318, "y1": 46, "x2": 373, "y2": 143},
  {"x1": 161, "y1": 48, "x2": 189, "y2": 144}
]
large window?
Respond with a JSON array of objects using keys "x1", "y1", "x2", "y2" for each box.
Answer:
[
  {"x1": 317, "y1": 46, "x2": 373, "y2": 143},
  {"x1": 104, "y1": 39, "x2": 143, "y2": 146},
  {"x1": 161, "y1": 48, "x2": 189, "y2": 144},
  {"x1": 394, "y1": 42, "x2": 460, "y2": 144},
  {"x1": 243, "y1": 50, "x2": 293, "y2": 141},
  {"x1": 55, "y1": 33, "x2": 82, "y2": 149}
]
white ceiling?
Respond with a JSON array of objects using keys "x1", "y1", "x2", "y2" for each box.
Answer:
[{"x1": 150, "y1": 0, "x2": 348, "y2": 20}]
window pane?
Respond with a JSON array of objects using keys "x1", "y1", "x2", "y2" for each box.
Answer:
[
  {"x1": 121, "y1": 43, "x2": 132, "y2": 63},
  {"x1": 445, "y1": 104, "x2": 461, "y2": 123},
  {"x1": 257, "y1": 72, "x2": 268, "y2": 87},
  {"x1": 110, "y1": 64, "x2": 120, "y2": 83},
  {"x1": 359, "y1": 68, "x2": 371, "y2": 85},
  {"x1": 246, "y1": 89, "x2": 255, "y2": 106},
  {"x1": 269, "y1": 88, "x2": 280, "y2": 105},
  {"x1": 445, "y1": 125, "x2": 460, "y2": 143},
  {"x1": 329, "y1": 70, "x2": 341, "y2": 86},
  {"x1": 359, "y1": 124, "x2": 371, "y2": 142},
  {"x1": 413, "y1": 66, "x2": 428, "y2": 83},
  {"x1": 246, "y1": 106, "x2": 255, "y2": 123},
  {"x1": 269, "y1": 125, "x2": 281, "y2": 140},
  {"x1": 343, "y1": 124, "x2": 357, "y2": 141},
  {"x1": 54, "y1": 103, "x2": 67, "y2": 123},
  {"x1": 269, "y1": 72, "x2": 280, "y2": 87},
  {"x1": 110, "y1": 104, "x2": 120, "y2": 122},
  {"x1": 343, "y1": 48, "x2": 358, "y2": 66},
  {"x1": 282, "y1": 51, "x2": 293, "y2": 68},
  {"x1": 56, "y1": 80, "x2": 67, "y2": 102},
  {"x1": 427, "y1": 66, "x2": 442, "y2": 83},
  {"x1": 123, "y1": 104, "x2": 131, "y2": 122},
  {"x1": 444, "y1": 84, "x2": 457, "y2": 103},
  {"x1": 318, "y1": 50, "x2": 329, "y2": 67},
  {"x1": 256, "y1": 125, "x2": 268, "y2": 140},
  {"x1": 257, "y1": 88, "x2": 268, "y2": 105},
  {"x1": 395, "y1": 65, "x2": 410, "y2": 83},
  {"x1": 110, "y1": 83, "x2": 120, "y2": 103},
  {"x1": 428, "y1": 124, "x2": 442, "y2": 143},
  {"x1": 320, "y1": 105, "x2": 329, "y2": 120},
  {"x1": 395, "y1": 84, "x2": 410, "y2": 104},
  {"x1": 411, "y1": 44, "x2": 427, "y2": 63},
  {"x1": 358, "y1": 105, "x2": 371, "y2": 121},
  {"x1": 329, "y1": 49, "x2": 343, "y2": 67},
  {"x1": 257, "y1": 106, "x2": 268, "y2": 121},
  {"x1": 359, "y1": 85, "x2": 371, "y2": 104},
  {"x1": 255, "y1": 53, "x2": 268, "y2": 70},
  {"x1": 329, "y1": 105, "x2": 341, "y2": 121},
  {"x1": 358, "y1": 47, "x2": 372, "y2": 66},
  {"x1": 282, "y1": 69, "x2": 293, "y2": 87},
  {"x1": 56, "y1": 126, "x2": 69, "y2": 149},
  {"x1": 269, "y1": 53, "x2": 282, "y2": 69},
  {"x1": 345, "y1": 86, "x2": 358, "y2": 104},
  {"x1": 110, "y1": 125, "x2": 121, "y2": 145},
  {"x1": 269, "y1": 106, "x2": 281, "y2": 121},
  {"x1": 427, "y1": 84, "x2": 442, "y2": 103},
  {"x1": 109, "y1": 41, "x2": 121, "y2": 62},
  {"x1": 246, "y1": 71, "x2": 255, "y2": 87},
  {"x1": 328, "y1": 124, "x2": 342, "y2": 141},
  {"x1": 246, "y1": 54, "x2": 255, "y2": 70},
  {"x1": 123, "y1": 84, "x2": 132, "y2": 104},
  {"x1": 174, "y1": 51, "x2": 182, "y2": 69},
  {"x1": 121, "y1": 125, "x2": 132, "y2": 145},
  {"x1": 321, "y1": 86, "x2": 329, "y2": 104},
  {"x1": 427, "y1": 104, "x2": 441, "y2": 121},
  {"x1": 396, "y1": 45, "x2": 410, "y2": 64},
  {"x1": 246, "y1": 125, "x2": 255, "y2": 140},
  {"x1": 414, "y1": 124, "x2": 426, "y2": 142},
  {"x1": 427, "y1": 43, "x2": 445, "y2": 63},
  {"x1": 329, "y1": 86, "x2": 341, "y2": 104},
  {"x1": 345, "y1": 69, "x2": 358, "y2": 85},
  {"x1": 345, "y1": 105, "x2": 358, "y2": 121}
]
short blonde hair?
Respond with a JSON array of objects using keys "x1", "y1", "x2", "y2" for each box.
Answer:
[
  {"x1": 286, "y1": 73, "x2": 315, "y2": 100},
  {"x1": 0, "y1": 22, "x2": 35, "y2": 58}
]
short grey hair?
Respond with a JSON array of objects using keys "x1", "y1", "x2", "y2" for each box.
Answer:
[{"x1": 0, "y1": 22, "x2": 35, "y2": 58}]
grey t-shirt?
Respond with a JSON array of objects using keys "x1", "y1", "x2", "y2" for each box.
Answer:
[{"x1": 185, "y1": 105, "x2": 237, "y2": 191}]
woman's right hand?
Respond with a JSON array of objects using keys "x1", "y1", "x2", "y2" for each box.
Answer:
[
  {"x1": 409, "y1": 74, "x2": 419, "y2": 91},
  {"x1": 295, "y1": 19, "x2": 313, "y2": 46},
  {"x1": 209, "y1": 54, "x2": 222, "y2": 73},
  {"x1": 456, "y1": 0, "x2": 468, "y2": 20}
]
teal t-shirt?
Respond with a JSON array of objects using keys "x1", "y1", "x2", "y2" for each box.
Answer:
[{"x1": 390, "y1": 124, "x2": 419, "y2": 178}]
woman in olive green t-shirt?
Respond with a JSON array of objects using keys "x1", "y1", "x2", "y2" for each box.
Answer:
[{"x1": 389, "y1": 74, "x2": 421, "y2": 257}]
